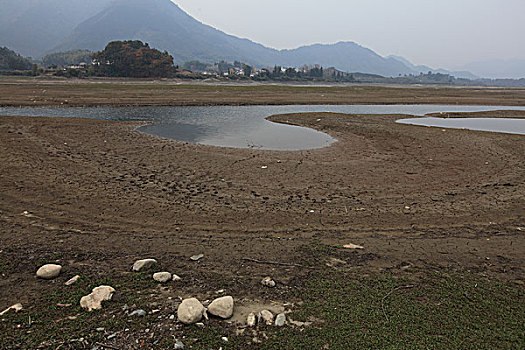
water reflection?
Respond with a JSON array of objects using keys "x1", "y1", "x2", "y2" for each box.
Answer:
[
  {"x1": 1, "y1": 105, "x2": 524, "y2": 150},
  {"x1": 396, "y1": 117, "x2": 525, "y2": 135}
]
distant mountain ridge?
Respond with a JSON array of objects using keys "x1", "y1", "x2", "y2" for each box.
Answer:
[
  {"x1": 53, "y1": 0, "x2": 279, "y2": 69},
  {"x1": 0, "y1": 0, "x2": 113, "y2": 58},
  {"x1": 52, "y1": 0, "x2": 413, "y2": 76},
  {"x1": 279, "y1": 43, "x2": 412, "y2": 77},
  {"x1": 388, "y1": 56, "x2": 478, "y2": 80},
  {"x1": 0, "y1": 0, "x2": 481, "y2": 78}
]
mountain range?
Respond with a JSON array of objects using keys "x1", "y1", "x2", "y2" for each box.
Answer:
[
  {"x1": 0, "y1": 0, "x2": 519, "y2": 78},
  {"x1": 387, "y1": 56, "x2": 478, "y2": 80}
]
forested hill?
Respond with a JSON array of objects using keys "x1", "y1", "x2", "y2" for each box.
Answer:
[{"x1": 0, "y1": 47, "x2": 32, "y2": 70}]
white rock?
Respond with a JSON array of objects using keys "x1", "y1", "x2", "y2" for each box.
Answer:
[
  {"x1": 343, "y1": 243, "x2": 364, "y2": 250},
  {"x1": 261, "y1": 277, "x2": 276, "y2": 288},
  {"x1": 36, "y1": 264, "x2": 62, "y2": 279},
  {"x1": 153, "y1": 272, "x2": 172, "y2": 283},
  {"x1": 190, "y1": 254, "x2": 204, "y2": 261},
  {"x1": 177, "y1": 298, "x2": 205, "y2": 324},
  {"x1": 246, "y1": 312, "x2": 257, "y2": 327},
  {"x1": 129, "y1": 309, "x2": 147, "y2": 317},
  {"x1": 275, "y1": 313, "x2": 286, "y2": 327},
  {"x1": 64, "y1": 275, "x2": 80, "y2": 286},
  {"x1": 172, "y1": 274, "x2": 182, "y2": 281},
  {"x1": 80, "y1": 286, "x2": 115, "y2": 311},
  {"x1": 132, "y1": 259, "x2": 157, "y2": 272},
  {"x1": 174, "y1": 340, "x2": 185, "y2": 349},
  {"x1": 208, "y1": 296, "x2": 234, "y2": 319},
  {"x1": 260, "y1": 310, "x2": 274, "y2": 325},
  {"x1": 0, "y1": 303, "x2": 23, "y2": 316},
  {"x1": 288, "y1": 319, "x2": 313, "y2": 327}
]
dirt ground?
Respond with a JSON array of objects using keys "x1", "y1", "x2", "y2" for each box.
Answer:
[
  {"x1": 0, "y1": 98, "x2": 524, "y2": 348},
  {"x1": 1, "y1": 108, "x2": 524, "y2": 301},
  {"x1": 2, "y1": 76, "x2": 525, "y2": 106}
]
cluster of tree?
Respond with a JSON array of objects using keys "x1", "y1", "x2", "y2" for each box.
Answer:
[
  {"x1": 232, "y1": 61, "x2": 253, "y2": 76},
  {"x1": 92, "y1": 41, "x2": 175, "y2": 78},
  {"x1": 43, "y1": 50, "x2": 93, "y2": 68},
  {"x1": 255, "y1": 65, "x2": 326, "y2": 80},
  {"x1": 182, "y1": 60, "x2": 210, "y2": 72},
  {"x1": 0, "y1": 47, "x2": 32, "y2": 71},
  {"x1": 180, "y1": 60, "x2": 255, "y2": 76},
  {"x1": 390, "y1": 71, "x2": 456, "y2": 85}
]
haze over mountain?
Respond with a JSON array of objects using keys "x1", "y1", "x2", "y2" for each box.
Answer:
[
  {"x1": 49, "y1": 0, "x2": 415, "y2": 76},
  {"x1": 0, "y1": 0, "x2": 113, "y2": 59},
  {"x1": 0, "y1": 0, "x2": 501, "y2": 78},
  {"x1": 54, "y1": 0, "x2": 278, "y2": 69},
  {"x1": 461, "y1": 59, "x2": 525, "y2": 80},
  {"x1": 388, "y1": 56, "x2": 478, "y2": 80}
]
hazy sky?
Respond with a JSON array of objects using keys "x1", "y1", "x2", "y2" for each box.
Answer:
[{"x1": 174, "y1": 0, "x2": 524, "y2": 69}]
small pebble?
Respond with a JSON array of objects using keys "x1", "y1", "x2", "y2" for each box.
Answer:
[
  {"x1": 153, "y1": 272, "x2": 172, "y2": 283},
  {"x1": 260, "y1": 310, "x2": 274, "y2": 325},
  {"x1": 275, "y1": 313, "x2": 286, "y2": 327},
  {"x1": 261, "y1": 277, "x2": 276, "y2": 288},
  {"x1": 65, "y1": 275, "x2": 80, "y2": 286},
  {"x1": 129, "y1": 309, "x2": 147, "y2": 317},
  {"x1": 132, "y1": 259, "x2": 157, "y2": 272},
  {"x1": 190, "y1": 254, "x2": 204, "y2": 261},
  {"x1": 247, "y1": 312, "x2": 257, "y2": 327}
]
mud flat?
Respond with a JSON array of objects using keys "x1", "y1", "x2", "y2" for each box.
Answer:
[
  {"x1": 2, "y1": 76, "x2": 525, "y2": 107},
  {"x1": 0, "y1": 109, "x2": 524, "y2": 349}
]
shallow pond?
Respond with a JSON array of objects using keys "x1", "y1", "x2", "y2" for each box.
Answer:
[
  {"x1": 1, "y1": 105, "x2": 524, "y2": 150},
  {"x1": 395, "y1": 117, "x2": 525, "y2": 135}
]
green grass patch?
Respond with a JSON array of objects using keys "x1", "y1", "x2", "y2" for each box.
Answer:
[
  {"x1": 0, "y1": 271, "x2": 158, "y2": 348},
  {"x1": 1, "y1": 264, "x2": 523, "y2": 349},
  {"x1": 263, "y1": 269, "x2": 525, "y2": 350}
]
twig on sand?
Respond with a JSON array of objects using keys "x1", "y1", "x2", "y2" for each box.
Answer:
[
  {"x1": 95, "y1": 343, "x2": 120, "y2": 350},
  {"x1": 241, "y1": 257, "x2": 315, "y2": 269},
  {"x1": 381, "y1": 284, "x2": 415, "y2": 323}
]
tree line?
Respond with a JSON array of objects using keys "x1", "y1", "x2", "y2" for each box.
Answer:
[{"x1": 2, "y1": 41, "x2": 525, "y2": 86}]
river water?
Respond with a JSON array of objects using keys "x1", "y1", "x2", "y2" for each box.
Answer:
[{"x1": 1, "y1": 105, "x2": 524, "y2": 150}]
